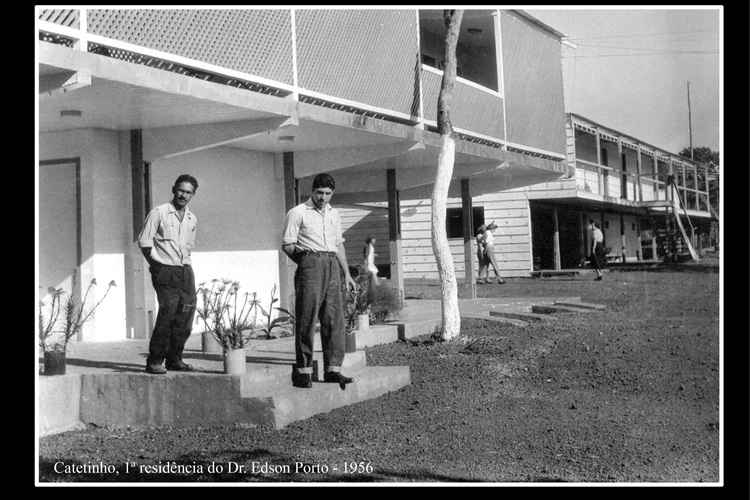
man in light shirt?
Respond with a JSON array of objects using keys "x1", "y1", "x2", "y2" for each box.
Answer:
[
  {"x1": 138, "y1": 174, "x2": 199, "y2": 374},
  {"x1": 282, "y1": 173, "x2": 356, "y2": 389},
  {"x1": 588, "y1": 219, "x2": 605, "y2": 281}
]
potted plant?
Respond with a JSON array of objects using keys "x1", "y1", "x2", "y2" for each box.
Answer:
[
  {"x1": 196, "y1": 279, "x2": 257, "y2": 375},
  {"x1": 252, "y1": 284, "x2": 294, "y2": 340},
  {"x1": 343, "y1": 272, "x2": 372, "y2": 352},
  {"x1": 38, "y1": 273, "x2": 116, "y2": 375}
]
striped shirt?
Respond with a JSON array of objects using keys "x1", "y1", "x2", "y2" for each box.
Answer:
[
  {"x1": 282, "y1": 199, "x2": 344, "y2": 252},
  {"x1": 138, "y1": 202, "x2": 197, "y2": 266}
]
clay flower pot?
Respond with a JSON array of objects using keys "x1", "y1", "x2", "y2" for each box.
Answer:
[
  {"x1": 43, "y1": 349, "x2": 67, "y2": 376},
  {"x1": 223, "y1": 348, "x2": 247, "y2": 375},
  {"x1": 357, "y1": 313, "x2": 370, "y2": 332}
]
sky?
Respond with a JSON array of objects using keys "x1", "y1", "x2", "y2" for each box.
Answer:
[{"x1": 525, "y1": 7, "x2": 720, "y2": 155}]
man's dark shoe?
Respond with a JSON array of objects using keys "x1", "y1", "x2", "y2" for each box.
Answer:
[
  {"x1": 292, "y1": 372, "x2": 312, "y2": 389},
  {"x1": 145, "y1": 363, "x2": 167, "y2": 374},
  {"x1": 323, "y1": 372, "x2": 353, "y2": 387},
  {"x1": 166, "y1": 360, "x2": 194, "y2": 371},
  {"x1": 595, "y1": 275, "x2": 603, "y2": 281}
]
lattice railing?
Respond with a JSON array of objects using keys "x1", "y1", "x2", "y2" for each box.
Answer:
[{"x1": 38, "y1": 9, "x2": 79, "y2": 29}]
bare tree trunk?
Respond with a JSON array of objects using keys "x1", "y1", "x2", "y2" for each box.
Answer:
[{"x1": 431, "y1": 9, "x2": 464, "y2": 341}]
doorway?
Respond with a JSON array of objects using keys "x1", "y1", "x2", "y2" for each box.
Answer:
[{"x1": 39, "y1": 159, "x2": 81, "y2": 320}]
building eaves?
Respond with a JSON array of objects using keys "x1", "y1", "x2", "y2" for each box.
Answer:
[{"x1": 512, "y1": 10, "x2": 567, "y2": 40}]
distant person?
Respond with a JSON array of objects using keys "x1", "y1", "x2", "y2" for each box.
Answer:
[
  {"x1": 363, "y1": 235, "x2": 379, "y2": 286},
  {"x1": 475, "y1": 225, "x2": 489, "y2": 284},
  {"x1": 483, "y1": 222, "x2": 505, "y2": 284},
  {"x1": 282, "y1": 173, "x2": 357, "y2": 389},
  {"x1": 588, "y1": 220, "x2": 605, "y2": 281},
  {"x1": 138, "y1": 174, "x2": 199, "y2": 374}
]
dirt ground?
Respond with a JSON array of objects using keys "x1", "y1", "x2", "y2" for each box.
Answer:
[{"x1": 38, "y1": 262, "x2": 720, "y2": 483}]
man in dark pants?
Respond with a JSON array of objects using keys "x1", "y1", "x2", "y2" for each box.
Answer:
[
  {"x1": 588, "y1": 219, "x2": 605, "y2": 281},
  {"x1": 282, "y1": 173, "x2": 356, "y2": 389},
  {"x1": 138, "y1": 174, "x2": 199, "y2": 374}
]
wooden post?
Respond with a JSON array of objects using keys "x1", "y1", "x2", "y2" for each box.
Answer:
[
  {"x1": 387, "y1": 168, "x2": 404, "y2": 306},
  {"x1": 636, "y1": 145, "x2": 643, "y2": 202},
  {"x1": 620, "y1": 213, "x2": 627, "y2": 264},
  {"x1": 636, "y1": 218, "x2": 642, "y2": 261},
  {"x1": 596, "y1": 129, "x2": 604, "y2": 196},
  {"x1": 552, "y1": 206, "x2": 561, "y2": 271},
  {"x1": 618, "y1": 138, "x2": 625, "y2": 199},
  {"x1": 461, "y1": 178, "x2": 476, "y2": 298}
]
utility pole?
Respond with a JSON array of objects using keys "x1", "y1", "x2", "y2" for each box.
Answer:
[{"x1": 687, "y1": 81, "x2": 694, "y2": 160}]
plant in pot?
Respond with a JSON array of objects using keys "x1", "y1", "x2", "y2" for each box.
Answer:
[
  {"x1": 252, "y1": 284, "x2": 294, "y2": 340},
  {"x1": 343, "y1": 272, "x2": 372, "y2": 352},
  {"x1": 196, "y1": 279, "x2": 257, "y2": 375},
  {"x1": 38, "y1": 274, "x2": 116, "y2": 375}
]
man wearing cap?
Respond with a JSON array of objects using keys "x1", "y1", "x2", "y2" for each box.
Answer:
[{"x1": 282, "y1": 173, "x2": 357, "y2": 389}]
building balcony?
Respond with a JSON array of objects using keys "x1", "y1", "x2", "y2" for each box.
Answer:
[{"x1": 37, "y1": 8, "x2": 557, "y2": 158}]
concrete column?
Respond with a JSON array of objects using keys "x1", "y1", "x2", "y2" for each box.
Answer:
[
  {"x1": 387, "y1": 168, "x2": 404, "y2": 306},
  {"x1": 553, "y1": 206, "x2": 561, "y2": 271},
  {"x1": 281, "y1": 152, "x2": 296, "y2": 314},
  {"x1": 128, "y1": 129, "x2": 151, "y2": 339},
  {"x1": 461, "y1": 178, "x2": 476, "y2": 298}
]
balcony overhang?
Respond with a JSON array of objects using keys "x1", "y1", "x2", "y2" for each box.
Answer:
[{"x1": 39, "y1": 42, "x2": 568, "y2": 197}]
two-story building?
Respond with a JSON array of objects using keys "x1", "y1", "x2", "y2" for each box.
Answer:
[{"x1": 37, "y1": 8, "x2": 571, "y2": 342}]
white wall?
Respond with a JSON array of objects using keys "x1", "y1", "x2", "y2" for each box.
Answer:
[{"x1": 149, "y1": 146, "x2": 284, "y2": 333}]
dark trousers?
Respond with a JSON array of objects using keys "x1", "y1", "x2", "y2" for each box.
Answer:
[
  {"x1": 294, "y1": 252, "x2": 345, "y2": 374},
  {"x1": 148, "y1": 264, "x2": 196, "y2": 366},
  {"x1": 590, "y1": 242, "x2": 605, "y2": 272}
]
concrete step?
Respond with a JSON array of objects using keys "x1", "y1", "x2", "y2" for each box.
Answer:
[
  {"x1": 269, "y1": 365, "x2": 411, "y2": 428},
  {"x1": 489, "y1": 310, "x2": 556, "y2": 322},
  {"x1": 311, "y1": 325, "x2": 400, "y2": 351},
  {"x1": 461, "y1": 313, "x2": 529, "y2": 328},
  {"x1": 531, "y1": 304, "x2": 591, "y2": 314},
  {"x1": 553, "y1": 300, "x2": 606, "y2": 311},
  {"x1": 351, "y1": 324, "x2": 400, "y2": 349},
  {"x1": 386, "y1": 318, "x2": 443, "y2": 341},
  {"x1": 74, "y1": 356, "x2": 409, "y2": 431}
]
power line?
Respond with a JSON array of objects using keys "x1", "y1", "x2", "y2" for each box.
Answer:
[
  {"x1": 563, "y1": 50, "x2": 718, "y2": 58},
  {"x1": 565, "y1": 30, "x2": 716, "y2": 41}
]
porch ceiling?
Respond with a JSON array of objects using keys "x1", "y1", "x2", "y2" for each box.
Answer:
[{"x1": 39, "y1": 70, "x2": 279, "y2": 132}]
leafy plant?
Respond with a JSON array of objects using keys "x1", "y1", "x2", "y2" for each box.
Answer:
[
  {"x1": 39, "y1": 271, "x2": 116, "y2": 353},
  {"x1": 196, "y1": 279, "x2": 257, "y2": 350},
  {"x1": 253, "y1": 284, "x2": 294, "y2": 340},
  {"x1": 343, "y1": 271, "x2": 373, "y2": 333}
]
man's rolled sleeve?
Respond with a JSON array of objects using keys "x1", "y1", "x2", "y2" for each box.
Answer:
[
  {"x1": 282, "y1": 208, "x2": 301, "y2": 246},
  {"x1": 138, "y1": 208, "x2": 160, "y2": 248}
]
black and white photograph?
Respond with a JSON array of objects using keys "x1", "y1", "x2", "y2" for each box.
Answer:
[{"x1": 36, "y1": 4, "x2": 728, "y2": 486}]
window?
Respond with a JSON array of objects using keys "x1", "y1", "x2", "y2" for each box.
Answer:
[
  {"x1": 446, "y1": 207, "x2": 485, "y2": 238},
  {"x1": 600, "y1": 148, "x2": 609, "y2": 166}
]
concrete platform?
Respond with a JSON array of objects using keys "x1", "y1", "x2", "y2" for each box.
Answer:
[
  {"x1": 39, "y1": 296, "x2": 604, "y2": 436},
  {"x1": 39, "y1": 335, "x2": 410, "y2": 436}
]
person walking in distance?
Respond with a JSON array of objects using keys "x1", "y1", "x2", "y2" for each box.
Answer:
[
  {"x1": 588, "y1": 219, "x2": 605, "y2": 281},
  {"x1": 363, "y1": 235, "x2": 379, "y2": 286},
  {"x1": 475, "y1": 225, "x2": 489, "y2": 284},
  {"x1": 282, "y1": 173, "x2": 357, "y2": 389},
  {"x1": 138, "y1": 174, "x2": 199, "y2": 374},
  {"x1": 483, "y1": 222, "x2": 505, "y2": 284}
]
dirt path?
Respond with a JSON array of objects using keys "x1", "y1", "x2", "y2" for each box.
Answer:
[{"x1": 39, "y1": 267, "x2": 719, "y2": 483}]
